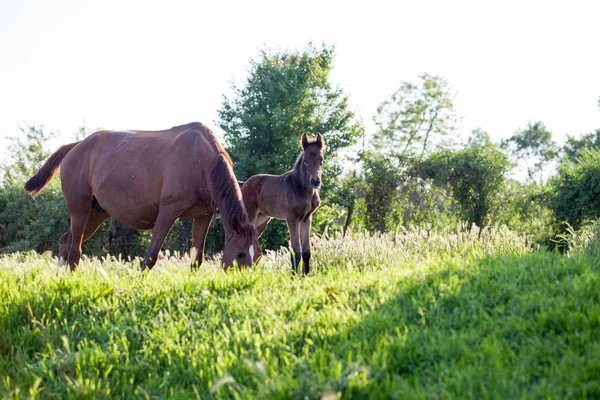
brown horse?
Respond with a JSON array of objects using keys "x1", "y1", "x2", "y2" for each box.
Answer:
[
  {"x1": 240, "y1": 133, "x2": 325, "y2": 275},
  {"x1": 24, "y1": 122, "x2": 261, "y2": 271}
]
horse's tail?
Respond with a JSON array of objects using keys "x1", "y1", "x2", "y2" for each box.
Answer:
[{"x1": 24, "y1": 141, "x2": 80, "y2": 196}]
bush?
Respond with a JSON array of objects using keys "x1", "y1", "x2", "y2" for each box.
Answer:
[
  {"x1": 548, "y1": 148, "x2": 600, "y2": 231},
  {"x1": 421, "y1": 142, "x2": 510, "y2": 227}
]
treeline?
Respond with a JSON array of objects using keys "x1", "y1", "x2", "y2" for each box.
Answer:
[{"x1": 1, "y1": 43, "x2": 599, "y2": 258}]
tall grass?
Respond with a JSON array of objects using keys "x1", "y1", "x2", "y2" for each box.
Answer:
[
  {"x1": 1, "y1": 225, "x2": 599, "y2": 399},
  {"x1": 558, "y1": 219, "x2": 600, "y2": 257}
]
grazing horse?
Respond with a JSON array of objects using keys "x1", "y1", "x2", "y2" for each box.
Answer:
[
  {"x1": 24, "y1": 122, "x2": 261, "y2": 271},
  {"x1": 240, "y1": 133, "x2": 325, "y2": 275}
]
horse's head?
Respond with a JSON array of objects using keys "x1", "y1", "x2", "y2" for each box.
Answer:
[
  {"x1": 300, "y1": 132, "x2": 326, "y2": 189},
  {"x1": 222, "y1": 212, "x2": 262, "y2": 269}
]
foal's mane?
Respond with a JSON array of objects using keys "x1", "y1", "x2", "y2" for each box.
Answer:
[
  {"x1": 210, "y1": 152, "x2": 249, "y2": 228},
  {"x1": 293, "y1": 152, "x2": 305, "y2": 171}
]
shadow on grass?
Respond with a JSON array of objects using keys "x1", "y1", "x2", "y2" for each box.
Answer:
[{"x1": 289, "y1": 252, "x2": 600, "y2": 399}]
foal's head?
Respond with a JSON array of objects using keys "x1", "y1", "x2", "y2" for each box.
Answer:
[{"x1": 300, "y1": 132, "x2": 325, "y2": 189}]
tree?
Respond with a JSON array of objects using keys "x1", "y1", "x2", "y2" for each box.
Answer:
[
  {"x1": 421, "y1": 133, "x2": 510, "y2": 227},
  {"x1": 218, "y1": 43, "x2": 363, "y2": 249},
  {"x1": 372, "y1": 73, "x2": 457, "y2": 161},
  {"x1": 501, "y1": 121, "x2": 558, "y2": 185},
  {"x1": 360, "y1": 151, "x2": 404, "y2": 232},
  {"x1": 562, "y1": 129, "x2": 600, "y2": 160},
  {"x1": 1, "y1": 125, "x2": 56, "y2": 185},
  {"x1": 548, "y1": 147, "x2": 600, "y2": 231}
]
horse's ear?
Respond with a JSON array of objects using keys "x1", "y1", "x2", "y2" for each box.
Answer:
[
  {"x1": 316, "y1": 133, "x2": 325, "y2": 150},
  {"x1": 301, "y1": 132, "x2": 309, "y2": 149},
  {"x1": 231, "y1": 212, "x2": 242, "y2": 234}
]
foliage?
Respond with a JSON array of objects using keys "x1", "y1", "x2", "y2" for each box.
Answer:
[
  {"x1": 359, "y1": 151, "x2": 404, "y2": 232},
  {"x1": 0, "y1": 181, "x2": 70, "y2": 253},
  {"x1": 548, "y1": 147, "x2": 600, "y2": 231},
  {"x1": 501, "y1": 121, "x2": 558, "y2": 184},
  {"x1": 421, "y1": 137, "x2": 511, "y2": 227},
  {"x1": 556, "y1": 219, "x2": 600, "y2": 257},
  {"x1": 372, "y1": 73, "x2": 457, "y2": 160},
  {"x1": 3, "y1": 227, "x2": 600, "y2": 398},
  {"x1": 494, "y1": 180, "x2": 556, "y2": 247},
  {"x1": 562, "y1": 128, "x2": 600, "y2": 160},
  {"x1": 1, "y1": 125, "x2": 55, "y2": 185}
]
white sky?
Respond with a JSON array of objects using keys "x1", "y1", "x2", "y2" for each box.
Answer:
[{"x1": 1, "y1": 0, "x2": 599, "y2": 162}]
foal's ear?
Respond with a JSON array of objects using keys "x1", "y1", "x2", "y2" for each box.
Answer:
[
  {"x1": 301, "y1": 132, "x2": 309, "y2": 149},
  {"x1": 231, "y1": 212, "x2": 242, "y2": 234},
  {"x1": 316, "y1": 133, "x2": 325, "y2": 150}
]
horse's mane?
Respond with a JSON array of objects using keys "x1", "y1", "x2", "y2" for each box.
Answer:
[
  {"x1": 210, "y1": 152, "x2": 249, "y2": 228},
  {"x1": 293, "y1": 152, "x2": 304, "y2": 171}
]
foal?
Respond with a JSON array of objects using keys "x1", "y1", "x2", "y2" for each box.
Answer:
[{"x1": 240, "y1": 133, "x2": 325, "y2": 275}]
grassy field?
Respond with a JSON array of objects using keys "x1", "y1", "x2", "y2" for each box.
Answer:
[{"x1": 1, "y1": 225, "x2": 599, "y2": 399}]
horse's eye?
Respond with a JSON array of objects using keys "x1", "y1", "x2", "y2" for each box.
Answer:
[{"x1": 236, "y1": 252, "x2": 245, "y2": 259}]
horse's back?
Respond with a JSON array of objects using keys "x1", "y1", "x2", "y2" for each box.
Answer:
[
  {"x1": 63, "y1": 122, "x2": 220, "y2": 170},
  {"x1": 59, "y1": 122, "x2": 225, "y2": 227}
]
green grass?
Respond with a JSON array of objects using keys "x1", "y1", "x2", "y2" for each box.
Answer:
[{"x1": 1, "y1": 225, "x2": 599, "y2": 399}]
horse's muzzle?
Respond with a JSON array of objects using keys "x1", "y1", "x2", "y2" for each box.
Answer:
[{"x1": 310, "y1": 177, "x2": 321, "y2": 189}]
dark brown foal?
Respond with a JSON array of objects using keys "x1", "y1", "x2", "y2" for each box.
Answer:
[{"x1": 240, "y1": 133, "x2": 325, "y2": 275}]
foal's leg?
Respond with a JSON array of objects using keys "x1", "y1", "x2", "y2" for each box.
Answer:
[
  {"x1": 300, "y1": 215, "x2": 313, "y2": 275},
  {"x1": 286, "y1": 215, "x2": 302, "y2": 275},
  {"x1": 141, "y1": 208, "x2": 179, "y2": 271},
  {"x1": 190, "y1": 215, "x2": 213, "y2": 270}
]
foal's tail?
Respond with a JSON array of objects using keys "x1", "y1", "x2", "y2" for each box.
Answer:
[{"x1": 24, "y1": 142, "x2": 80, "y2": 196}]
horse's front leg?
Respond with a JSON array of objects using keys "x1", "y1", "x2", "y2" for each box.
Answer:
[
  {"x1": 141, "y1": 208, "x2": 179, "y2": 271},
  {"x1": 286, "y1": 215, "x2": 302, "y2": 276},
  {"x1": 300, "y1": 215, "x2": 312, "y2": 275},
  {"x1": 190, "y1": 214, "x2": 214, "y2": 270}
]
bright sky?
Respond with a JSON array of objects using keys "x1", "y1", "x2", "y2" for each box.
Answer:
[{"x1": 1, "y1": 0, "x2": 599, "y2": 162}]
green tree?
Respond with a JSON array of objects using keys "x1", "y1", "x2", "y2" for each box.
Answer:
[
  {"x1": 360, "y1": 152, "x2": 404, "y2": 232},
  {"x1": 548, "y1": 147, "x2": 600, "y2": 231},
  {"x1": 562, "y1": 129, "x2": 600, "y2": 160},
  {"x1": 372, "y1": 73, "x2": 457, "y2": 160},
  {"x1": 1, "y1": 125, "x2": 55, "y2": 185},
  {"x1": 501, "y1": 121, "x2": 558, "y2": 185},
  {"x1": 218, "y1": 43, "x2": 363, "y2": 249},
  {"x1": 421, "y1": 133, "x2": 510, "y2": 227}
]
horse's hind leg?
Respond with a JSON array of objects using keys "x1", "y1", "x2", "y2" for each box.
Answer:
[
  {"x1": 59, "y1": 209, "x2": 109, "y2": 267},
  {"x1": 59, "y1": 232, "x2": 70, "y2": 266},
  {"x1": 66, "y1": 209, "x2": 91, "y2": 271},
  {"x1": 59, "y1": 209, "x2": 109, "y2": 265}
]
